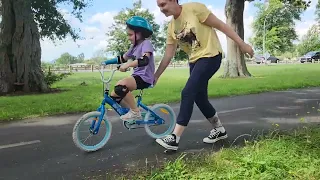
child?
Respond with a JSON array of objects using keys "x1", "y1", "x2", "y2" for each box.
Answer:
[{"x1": 102, "y1": 16, "x2": 155, "y2": 121}]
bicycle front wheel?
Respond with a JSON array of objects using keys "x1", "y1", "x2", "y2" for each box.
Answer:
[{"x1": 72, "y1": 111, "x2": 112, "y2": 152}]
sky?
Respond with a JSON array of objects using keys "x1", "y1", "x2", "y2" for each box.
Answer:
[{"x1": 40, "y1": 0, "x2": 319, "y2": 62}]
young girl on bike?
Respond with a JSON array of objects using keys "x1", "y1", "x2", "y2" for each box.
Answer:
[{"x1": 102, "y1": 16, "x2": 155, "y2": 121}]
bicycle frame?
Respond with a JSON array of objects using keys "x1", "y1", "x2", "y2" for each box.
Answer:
[{"x1": 89, "y1": 66, "x2": 164, "y2": 134}]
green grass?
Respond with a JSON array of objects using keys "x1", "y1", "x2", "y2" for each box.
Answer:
[
  {"x1": 1, "y1": 64, "x2": 320, "y2": 121},
  {"x1": 114, "y1": 125, "x2": 320, "y2": 180}
]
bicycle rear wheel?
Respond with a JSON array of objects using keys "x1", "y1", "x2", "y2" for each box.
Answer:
[
  {"x1": 72, "y1": 111, "x2": 112, "y2": 152},
  {"x1": 144, "y1": 104, "x2": 176, "y2": 139}
]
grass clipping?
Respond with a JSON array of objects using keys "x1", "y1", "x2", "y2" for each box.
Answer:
[{"x1": 137, "y1": 125, "x2": 320, "y2": 180}]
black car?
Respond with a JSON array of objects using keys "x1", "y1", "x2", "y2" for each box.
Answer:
[
  {"x1": 300, "y1": 51, "x2": 320, "y2": 63},
  {"x1": 256, "y1": 55, "x2": 280, "y2": 64}
]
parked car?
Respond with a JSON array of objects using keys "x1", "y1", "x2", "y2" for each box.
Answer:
[
  {"x1": 255, "y1": 55, "x2": 280, "y2": 64},
  {"x1": 299, "y1": 51, "x2": 320, "y2": 63}
]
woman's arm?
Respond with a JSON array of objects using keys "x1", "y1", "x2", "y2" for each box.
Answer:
[
  {"x1": 203, "y1": 13, "x2": 244, "y2": 48},
  {"x1": 154, "y1": 43, "x2": 178, "y2": 79},
  {"x1": 192, "y1": 2, "x2": 254, "y2": 57}
]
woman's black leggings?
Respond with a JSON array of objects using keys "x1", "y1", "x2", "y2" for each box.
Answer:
[{"x1": 176, "y1": 53, "x2": 222, "y2": 126}]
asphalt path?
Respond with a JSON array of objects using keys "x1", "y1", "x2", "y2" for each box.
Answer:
[{"x1": 1, "y1": 87, "x2": 320, "y2": 180}]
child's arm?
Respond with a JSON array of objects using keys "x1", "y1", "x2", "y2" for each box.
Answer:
[
  {"x1": 122, "y1": 40, "x2": 154, "y2": 68},
  {"x1": 124, "y1": 52, "x2": 152, "y2": 68}
]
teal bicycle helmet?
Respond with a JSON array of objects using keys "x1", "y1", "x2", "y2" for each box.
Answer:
[{"x1": 126, "y1": 16, "x2": 153, "y2": 38}]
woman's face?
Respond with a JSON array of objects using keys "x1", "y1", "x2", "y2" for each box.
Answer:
[{"x1": 156, "y1": 0, "x2": 177, "y2": 17}]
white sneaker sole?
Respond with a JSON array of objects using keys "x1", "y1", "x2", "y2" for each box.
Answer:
[
  {"x1": 203, "y1": 134, "x2": 228, "y2": 144},
  {"x1": 156, "y1": 139, "x2": 178, "y2": 150},
  {"x1": 120, "y1": 116, "x2": 142, "y2": 121}
]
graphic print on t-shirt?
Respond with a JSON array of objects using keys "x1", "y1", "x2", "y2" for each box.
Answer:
[{"x1": 174, "y1": 22, "x2": 201, "y2": 51}]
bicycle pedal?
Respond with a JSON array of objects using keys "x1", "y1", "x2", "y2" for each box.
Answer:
[{"x1": 126, "y1": 120, "x2": 136, "y2": 125}]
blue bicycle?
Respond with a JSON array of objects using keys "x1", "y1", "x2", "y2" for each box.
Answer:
[{"x1": 72, "y1": 65, "x2": 176, "y2": 152}]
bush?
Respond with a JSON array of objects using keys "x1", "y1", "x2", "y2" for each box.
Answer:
[{"x1": 44, "y1": 71, "x2": 72, "y2": 87}]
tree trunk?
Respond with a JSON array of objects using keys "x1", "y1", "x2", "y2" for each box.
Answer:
[
  {"x1": 222, "y1": 0, "x2": 251, "y2": 78},
  {"x1": 0, "y1": 0, "x2": 48, "y2": 95}
]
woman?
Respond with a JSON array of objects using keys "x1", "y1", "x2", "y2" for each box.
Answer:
[{"x1": 154, "y1": 0, "x2": 254, "y2": 150}]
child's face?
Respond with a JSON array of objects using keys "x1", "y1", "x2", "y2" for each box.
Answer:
[{"x1": 127, "y1": 28, "x2": 142, "y2": 44}]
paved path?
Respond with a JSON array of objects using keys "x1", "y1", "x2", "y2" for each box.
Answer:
[{"x1": 1, "y1": 87, "x2": 320, "y2": 180}]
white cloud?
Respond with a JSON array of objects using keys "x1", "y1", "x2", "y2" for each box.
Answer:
[
  {"x1": 40, "y1": 10, "x2": 116, "y2": 62},
  {"x1": 295, "y1": 20, "x2": 316, "y2": 39}
]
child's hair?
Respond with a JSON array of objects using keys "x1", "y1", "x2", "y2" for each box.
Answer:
[{"x1": 127, "y1": 25, "x2": 150, "y2": 39}]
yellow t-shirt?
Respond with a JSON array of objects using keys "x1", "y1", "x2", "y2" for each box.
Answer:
[{"x1": 166, "y1": 2, "x2": 223, "y2": 63}]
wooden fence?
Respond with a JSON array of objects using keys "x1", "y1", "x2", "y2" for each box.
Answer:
[
  {"x1": 42, "y1": 62, "x2": 187, "y2": 73},
  {"x1": 42, "y1": 59, "x2": 316, "y2": 73}
]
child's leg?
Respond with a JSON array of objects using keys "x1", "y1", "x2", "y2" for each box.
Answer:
[
  {"x1": 111, "y1": 90, "x2": 130, "y2": 108},
  {"x1": 110, "y1": 76, "x2": 141, "y2": 120},
  {"x1": 111, "y1": 76, "x2": 138, "y2": 108}
]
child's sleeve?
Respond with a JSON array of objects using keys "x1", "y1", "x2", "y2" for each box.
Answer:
[
  {"x1": 192, "y1": 2, "x2": 212, "y2": 23},
  {"x1": 124, "y1": 45, "x2": 133, "y2": 58},
  {"x1": 141, "y1": 40, "x2": 154, "y2": 55}
]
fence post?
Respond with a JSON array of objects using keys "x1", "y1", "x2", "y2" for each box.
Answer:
[
  {"x1": 48, "y1": 66, "x2": 51, "y2": 72},
  {"x1": 91, "y1": 65, "x2": 93, "y2": 72}
]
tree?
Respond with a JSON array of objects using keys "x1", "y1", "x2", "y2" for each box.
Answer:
[
  {"x1": 106, "y1": 0, "x2": 165, "y2": 56},
  {"x1": 0, "y1": 0, "x2": 89, "y2": 94},
  {"x1": 222, "y1": 0, "x2": 310, "y2": 78},
  {"x1": 296, "y1": 25, "x2": 320, "y2": 56},
  {"x1": 251, "y1": 0, "x2": 308, "y2": 55},
  {"x1": 316, "y1": 0, "x2": 320, "y2": 23},
  {"x1": 85, "y1": 49, "x2": 107, "y2": 65},
  {"x1": 77, "y1": 53, "x2": 85, "y2": 63},
  {"x1": 55, "y1": 52, "x2": 79, "y2": 65}
]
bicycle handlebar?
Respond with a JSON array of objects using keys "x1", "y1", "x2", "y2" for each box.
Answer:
[
  {"x1": 98, "y1": 64, "x2": 130, "y2": 84},
  {"x1": 99, "y1": 65, "x2": 120, "y2": 84}
]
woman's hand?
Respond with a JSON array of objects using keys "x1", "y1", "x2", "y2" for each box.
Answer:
[{"x1": 239, "y1": 42, "x2": 254, "y2": 58}]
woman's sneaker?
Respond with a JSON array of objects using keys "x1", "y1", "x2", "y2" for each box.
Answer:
[
  {"x1": 156, "y1": 134, "x2": 179, "y2": 150},
  {"x1": 203, "y1": 127, "x2": 228, "y2": 144}
]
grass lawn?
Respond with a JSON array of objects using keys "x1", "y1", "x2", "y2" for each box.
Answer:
[
  {"x1": 115, "y1": 125, "x2": 320, "y2": 180},
  {"x1": 1, "y1": 63, "x2": 320, "y2": 121}
]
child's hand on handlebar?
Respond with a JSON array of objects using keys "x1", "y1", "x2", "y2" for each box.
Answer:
[{"x1": 119, "y1": 63, "x2": 130, "y2": 72}]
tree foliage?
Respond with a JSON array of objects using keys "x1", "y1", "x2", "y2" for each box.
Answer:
[
  {"x1": 316, "y1": 0, "x2": 320, "y2": 23},
  {"x1": 31, "y1": 0, "x2": 91, "y2": 41},
  {"x1": 106, "y1": 0, "x2": 165, "y2": 56},
  {"x1": 54, "y1": 52, "x2": 85, "y2": 65},
  {"x1": 296, "y1": 25, "x2": 320, "y2": 56},
  {"x1": 250, "y1": 0, "x2": 309, "y2": 55}
]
